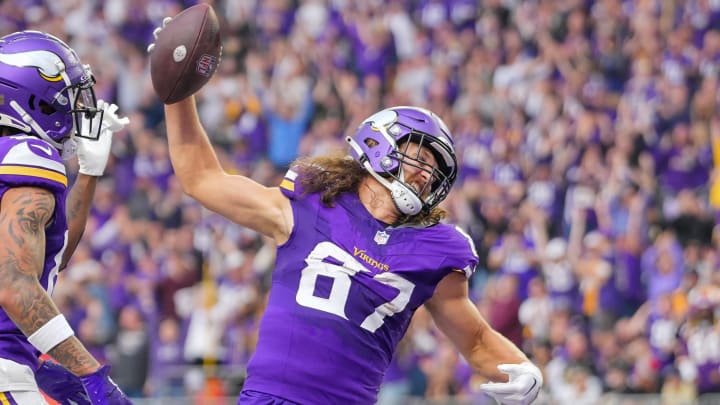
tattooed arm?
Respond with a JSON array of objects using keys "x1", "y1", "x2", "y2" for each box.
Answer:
[
  {"x1": 60, "y1": 174, "x2": 97, "y2": 270},
  {"x1": 0, "y1": 186, "x2": 100, "y2": 375},
  {"x1": 61, "y1": 101, "x2": 129, "y2": 270}
]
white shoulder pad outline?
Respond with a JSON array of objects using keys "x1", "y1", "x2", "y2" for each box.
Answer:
[{"x1": 0, "y1": 136, "x2": 67, "y2": 187}]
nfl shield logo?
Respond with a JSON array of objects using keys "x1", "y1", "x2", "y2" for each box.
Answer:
[
  {"x1": 374, "y1": 230, "x2": 390, "y2": 245},
  {"x1": 196, "y1": 54, "x2": 218, "y2": 77}
]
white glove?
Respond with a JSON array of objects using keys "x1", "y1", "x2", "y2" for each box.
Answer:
[
  {"x1": 77, "y1": 100, "x2": 130, "y2": 176},
  {"x1": 480, "y1": 362, "x2": 543, "y2": 405}
]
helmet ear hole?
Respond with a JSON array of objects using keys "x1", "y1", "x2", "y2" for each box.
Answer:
[
  {"x1": 364, "y1": 138, "x2": 379, "y2": 148},
  {"x1": 39, "y1": 99, "x2": 56, "y2": 115}
]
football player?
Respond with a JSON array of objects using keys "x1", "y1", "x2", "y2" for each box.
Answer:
[
  {"x1": 162, "y1": 93, "x2": 543, "y2": 404},
  {"x1": 0, "y1": 31, "x2": 132, "y2": 404}
]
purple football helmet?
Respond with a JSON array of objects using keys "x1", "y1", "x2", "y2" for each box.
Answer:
[
  {"x1": 347, "y1": 106, "x2": 457, "y2": 215},
  {"x1": 0, "y1": 30, "x2": 101, "y2": 153}
]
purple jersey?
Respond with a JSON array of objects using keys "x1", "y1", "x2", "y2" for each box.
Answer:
[
  {"x1": 0, "y1": 135, "x2": 68, "y2": 370},
  {"x1": 243, "y1": 170, "x2": 478, "y2": 404}
]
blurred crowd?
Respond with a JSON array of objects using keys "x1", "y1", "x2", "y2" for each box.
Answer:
[{"x1": 2, "y1": 0, "x2": 720, "y2": 403}]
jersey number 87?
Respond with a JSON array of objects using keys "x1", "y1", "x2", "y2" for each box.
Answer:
[{"x1": 296, "y1": 242, "x2": 415, "y2": 333}]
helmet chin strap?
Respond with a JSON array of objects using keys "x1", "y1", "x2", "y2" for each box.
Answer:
[
  {"x1": 389, "y1": 180, "x2": 423, "y2": 216},
  {"x1": 346, "y1": 135, "x2": 424, "y2": 216},
  {"x1": 388, "y1": 166, "x2": 422, "y2": 215},
  {"x1": 365, "y1": 162, "x2": 423, "y2": 216}
]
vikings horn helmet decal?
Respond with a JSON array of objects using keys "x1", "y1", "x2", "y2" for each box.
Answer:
[{"x1": 0, "y1": 49, "x2": 67, "y2": 83}]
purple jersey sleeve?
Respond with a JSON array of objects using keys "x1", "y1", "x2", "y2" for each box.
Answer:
[
  {"x1": 416, "y1": 222, "x2": 478, "y2": 280},
  {"x1": 0, "y1": 135, "x2": 67, "y2": 193}
]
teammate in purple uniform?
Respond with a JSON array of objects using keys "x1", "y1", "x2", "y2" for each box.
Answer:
[
  {"x1": 0, "y1": 31, "x2": 132, "y2": 404},
  {"x1": 161, "y1": 89, "x2": 543, "y2": 403}
]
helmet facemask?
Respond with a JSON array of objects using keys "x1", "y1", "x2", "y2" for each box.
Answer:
[
  {"x1": 389, "y1": 135, "x2": 453, "y2": 211},
  {"x1": 70, "y1": 65, "x2": 103, "y2": 141}
]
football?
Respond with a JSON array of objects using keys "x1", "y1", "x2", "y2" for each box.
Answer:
[{"x1": 149, "y1": 3, "x2": 222, "y2": 104}]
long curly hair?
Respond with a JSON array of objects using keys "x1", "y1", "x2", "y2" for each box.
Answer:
[{"x1": 290, "y1": 152, "x2": 447, "y2": 226}]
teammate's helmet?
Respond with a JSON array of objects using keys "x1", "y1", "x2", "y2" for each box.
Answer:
[
  {"x1": 347, "y1": 106, "x2": 458, "y2": 215},
  {"x1": 0, "y1": 30, "x2": 100, "y2": 150}
]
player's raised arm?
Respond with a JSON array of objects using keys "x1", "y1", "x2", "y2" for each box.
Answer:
[
  {"x1": 163, "y1": 97, "x2": 292, "y2": 242},
  {"x1": 62, "y1": 100, "x2": 129, "y2": 269},
  {"x1": 148, "y1": 8, "x2": 292, "y2": 242}
]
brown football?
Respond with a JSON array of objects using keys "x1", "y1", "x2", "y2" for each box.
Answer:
[{"x1": 149, "y1": 3, "x2": 222, "y2": 104}]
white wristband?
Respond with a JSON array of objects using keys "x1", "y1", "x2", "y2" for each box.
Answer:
[{"x1": 27, "y1": 314, "x2": 75, "y2": 354}]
